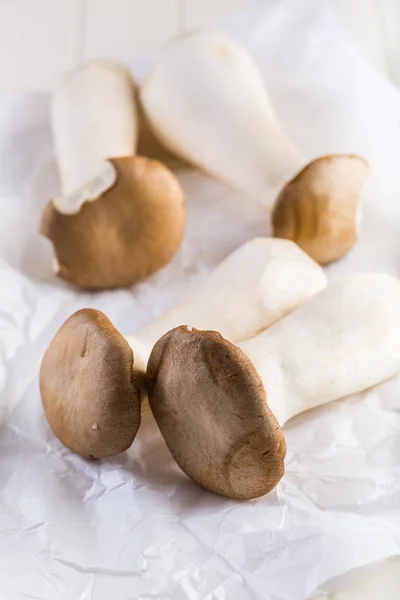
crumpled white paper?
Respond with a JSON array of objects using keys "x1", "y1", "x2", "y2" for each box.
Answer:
[{"x1": 1, "y1": 1, "x2": 400, "y2": 598}]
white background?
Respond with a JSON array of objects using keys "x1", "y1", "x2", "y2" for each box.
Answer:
[
  {"x1": 0, "y1": 0, "x2": 400, "y2": 90},
  {"x1": 1, "y1": 1, "x2": 400, "y2": 599}
]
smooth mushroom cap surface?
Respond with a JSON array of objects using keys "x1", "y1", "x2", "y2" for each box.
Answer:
[
  {"x1": 40, "y1": 309, "x2": 142, "y2": 459},
  {"x1": 147, "y1": 326, "x2": 286, "y2": 500},
  {"x1": 272, "y1": 155, "x2": 369, "y2": 265},
  {"x1": 40, "y1": 156, "x2": 186, "y2": 289}
]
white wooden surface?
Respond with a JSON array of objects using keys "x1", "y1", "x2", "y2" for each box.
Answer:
[
  {"x1": 0, "y1": 0, "x2": 257, "y2": 90},
  {"x1": 0, "y1": 0, "x2": 400, "y2": 90},
  {"x1": 83, "y1": 0, "x2": 180, "y2": 62},
  {"x1": 0, "y1": 0, "x2": 399, "y2": 597},
  {"x1": 0, "y1": 0, "x2": 78, "y2": 90}
]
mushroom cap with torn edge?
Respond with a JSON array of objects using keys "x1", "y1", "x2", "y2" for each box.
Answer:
[
  {"x1": 40, "y1": 309, "x2": 142, "y2": 459},
  {"x1": 147, "y1": 326, "x2": 286, "y2": 500},
  {"x1": 40, "y1": 155, "x2": 186, "y2": 289},
  {"x1": 272, "y1": 155, "x2": 369, "y2": 265}
]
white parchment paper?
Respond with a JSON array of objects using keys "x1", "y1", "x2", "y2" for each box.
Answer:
[{"x1": 1, "y1": 1, "x2": 400, "y2": 598}]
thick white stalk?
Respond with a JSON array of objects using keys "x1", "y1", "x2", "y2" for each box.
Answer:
[
  {"x1": 239, "y1": 274, "x2": 400, "y2": 425},
  {"x1": 141, "y1": 31, "x2": 305, "y2": 207},
  {"x1": 52, "y1": 59, "x2": 138, "y2": 209},
  {"x1": 126, "y1": 238, "x2": 326, "y2": 370}
]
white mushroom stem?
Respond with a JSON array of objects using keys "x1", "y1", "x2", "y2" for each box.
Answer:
[
  {"x1": 238, "y1": 274, "x2": 400, "y2": 425},
  {"x1": 126, "y1": 238, "x2": 326, "y2": 371},
  {"x1": 141, "y1": 31, "x2": 308, "y2": 207},
  {"x1": 52, "y1": 59, "x2": 138, "y2": 213}
]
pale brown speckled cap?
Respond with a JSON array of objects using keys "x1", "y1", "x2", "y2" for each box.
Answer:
[
  {"x1": 147, "y1": 326, "x2": 286, "y2": 500},
  {"x1": 272, "y1": 155, "x2": 369, "y2": 265},
  {"x1": 40, "y1": 309, "x2": 142, "y2": 459},
  {"x1": 40, "y1": 156, "x2": 186, "y2": 290}
]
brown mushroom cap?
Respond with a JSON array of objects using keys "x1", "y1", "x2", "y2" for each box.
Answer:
[
  {"x1": 40, "y1": 309, "x2": 142, "y2": 459},
  {"x1": 147, "y1": 326, "x2": 286, "y2": 500},
  {"x1": 40, "y1": 155, "x2": 186, "y2": 289},
  {"x1": 272, "y1": 155, "x2": 369, "y2": 265}
]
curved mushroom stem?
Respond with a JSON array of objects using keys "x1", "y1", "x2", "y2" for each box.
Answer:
[
  {"x1": 40, "y1": 237, "x2": 326, "y2": 458},
  {"x1": 41, "y1": 60, "x2": 186, "y2": 289},
  {"x1": 147, "y1": 274, "x2": 400, "y2": 499},
  {"x1": 125, "y1": 237, "x2": 327, "y2": 373},
  {"x1": 53, "y1": 59, "x2": 138, "y2": 205},
  {"x1": 239, "y1": 274, "x2": 400, "y2": 426},
  {"x1": 141, "y1": 31, "x2": 304, "y2": 205},
  {"x1": 141, "y1": 31, "x2": 369, "y2": 263}
]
